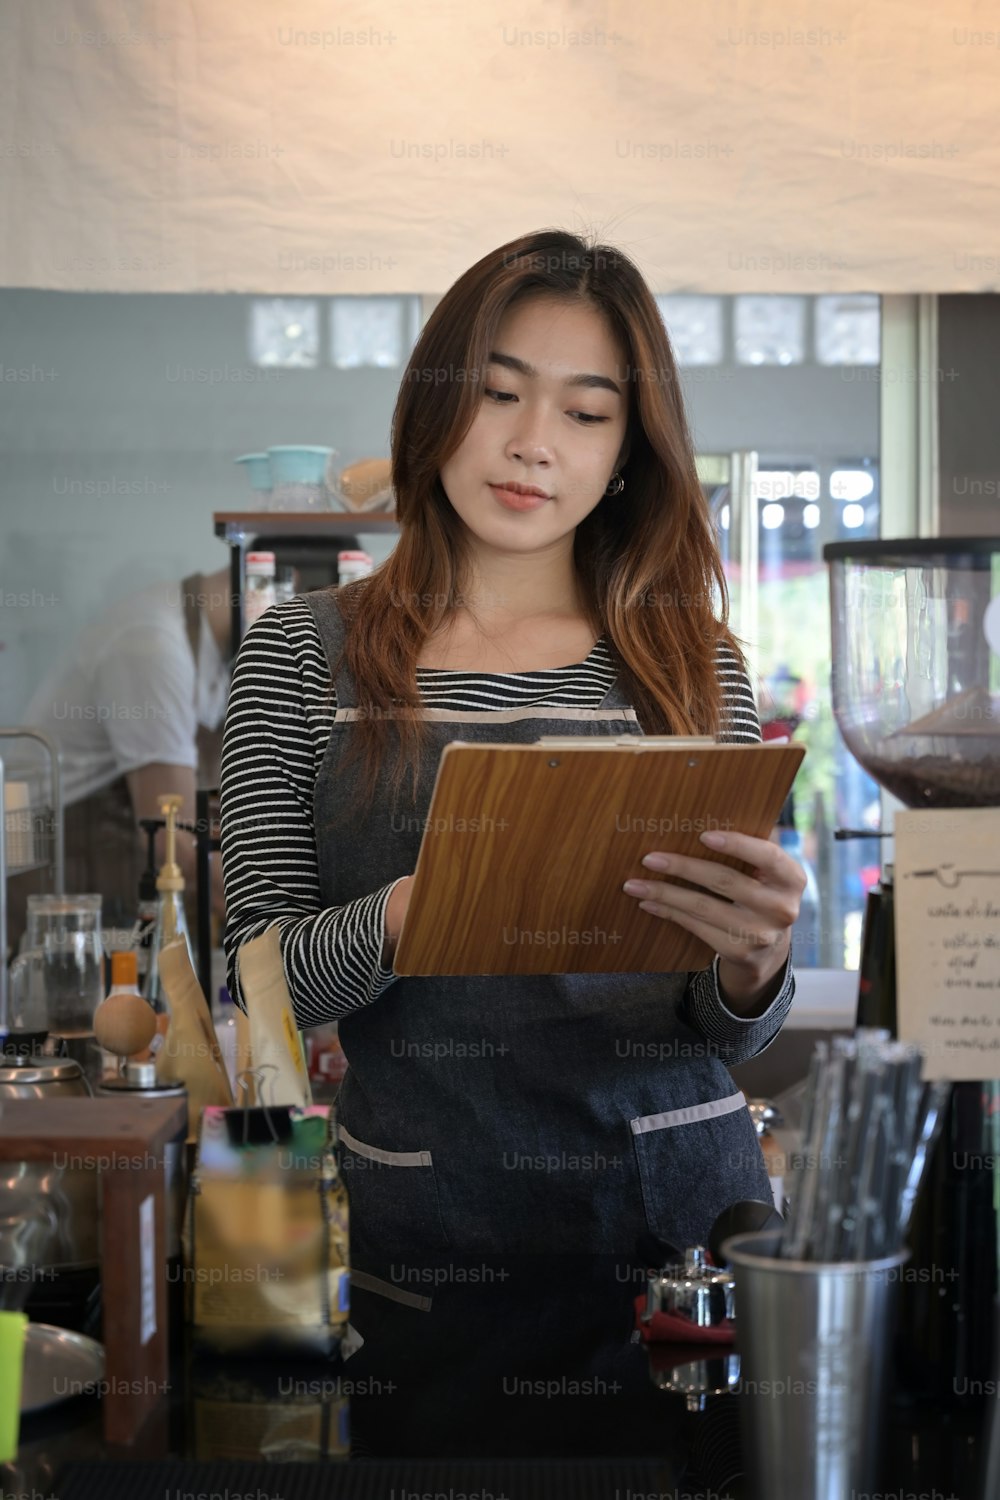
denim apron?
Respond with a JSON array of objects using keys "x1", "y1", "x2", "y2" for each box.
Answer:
[{"x1": 302, "y1": 589, "x2": 771, "y2": 1263}]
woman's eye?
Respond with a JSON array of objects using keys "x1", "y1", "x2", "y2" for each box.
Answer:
[{"x1": 484, "y1": 389, "x2": 609, "y2": 425}]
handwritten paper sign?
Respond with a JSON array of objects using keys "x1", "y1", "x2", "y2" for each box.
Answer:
[{"x1": 895, "y1": 807, "x2": 1000, "y2": 1080}]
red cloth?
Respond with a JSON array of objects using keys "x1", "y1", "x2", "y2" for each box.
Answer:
[{"x1": 634, "y1": 1293, "x2": 735, "y2": 1344}]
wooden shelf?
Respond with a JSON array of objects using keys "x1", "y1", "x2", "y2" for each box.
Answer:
[
  {"x1": 214, "y1": 511, "x2": 400, "y2": 542},
  {"x1": 214, "y1": 511, "x2": 402, "y2": 664}
]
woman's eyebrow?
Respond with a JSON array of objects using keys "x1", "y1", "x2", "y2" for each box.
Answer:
[{"x1": 488, "y1": 350, "x2": 623, "y2": 397}]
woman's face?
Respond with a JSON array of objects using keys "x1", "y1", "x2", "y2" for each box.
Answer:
[{"x1": 439, "y1": 293, "x2": 629, "y2": 561}]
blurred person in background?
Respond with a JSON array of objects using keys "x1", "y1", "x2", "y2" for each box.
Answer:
[{"x1": 7, "y1": 566, "x2": 233, "y2": 954}]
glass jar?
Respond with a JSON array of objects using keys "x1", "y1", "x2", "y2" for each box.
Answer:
[{"x1": 6, "y1": 894, "x2": 104, "y2": 1045}]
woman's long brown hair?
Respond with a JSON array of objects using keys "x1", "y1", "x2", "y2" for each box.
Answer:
[{"x1": 334, "y1": 228, "x2": 743, "y2": 815}]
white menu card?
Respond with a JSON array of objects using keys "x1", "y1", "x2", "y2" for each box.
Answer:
[{"x1": 895, "y1": 807, "x2": 1000, "y2": 1080}]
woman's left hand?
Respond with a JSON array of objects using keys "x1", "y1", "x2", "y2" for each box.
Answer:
[{"x1": 622, "y1": 829, "x2": 807, "y2": 1016}]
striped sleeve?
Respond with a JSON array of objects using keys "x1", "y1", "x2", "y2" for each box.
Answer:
[
  {"x1": 679, "y1": 642, "x2": 795, "y2": 1061},
  {"x1": 714, "y1": 640, "x2": 763, "y2": 743},
  {"x1": 684, "y1": 950, "x2": 794, "y2": 1063},
  {"x1": 219, "y1": 602, "x2": 401, "y2": 1027}
]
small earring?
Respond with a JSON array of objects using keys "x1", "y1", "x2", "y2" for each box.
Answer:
[{"x1": 605, "y1": 472, "x2": 624, "y2": 496}]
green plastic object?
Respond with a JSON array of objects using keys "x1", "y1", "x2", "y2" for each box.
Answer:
[{"x1": 0, "y1": 1311, "x2": 27, "y2": 1461}]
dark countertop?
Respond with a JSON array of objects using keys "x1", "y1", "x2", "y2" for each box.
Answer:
[{"x1": 4, "y1": 1254, "x2": 992, "y2": 1500}]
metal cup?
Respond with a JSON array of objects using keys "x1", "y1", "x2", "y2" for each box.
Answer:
[{"x1": 723, "y1": 1229, "x2": 908, "y2": 1499}]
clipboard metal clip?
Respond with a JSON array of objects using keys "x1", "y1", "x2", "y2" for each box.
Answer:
[{"x1": 227, "y1": 1064, "x2": 293, "y2": 1146}]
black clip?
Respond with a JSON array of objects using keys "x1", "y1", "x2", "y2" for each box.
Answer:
[{"x1": 224, "y1": 1064, "x2": 294, "y2": 1146}]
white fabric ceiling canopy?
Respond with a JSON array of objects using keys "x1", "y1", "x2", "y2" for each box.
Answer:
[{"x1": 1, "y1": 0, "x2": 998, "y2": 293}]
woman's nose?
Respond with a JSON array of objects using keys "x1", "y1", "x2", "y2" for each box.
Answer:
[
  {"x1": 506, "y1": 440, "x2": 550, "y2": 466},
  {"x1": 505, "y1": 415, "x2": 553, "y2": 466}
]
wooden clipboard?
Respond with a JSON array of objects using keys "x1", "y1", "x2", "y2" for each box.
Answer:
[{"x1": 392, "y1": 738, "x2": 806, "y2": 976}]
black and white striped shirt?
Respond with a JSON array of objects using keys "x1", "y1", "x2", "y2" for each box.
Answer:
[{"x1": 220, "y1": 596, "x2": 792, "y2": 1045}]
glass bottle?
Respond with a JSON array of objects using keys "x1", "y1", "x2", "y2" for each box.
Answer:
[
  {"x1": 134, "y1": 819, "x2": 161, "y2": 990},
  {"x1": 244, "y1": 551, "x2": 277, "y2": 626},
  {"x1": 898, "y1": 1080, "x2": 997, "y2": 1405},
  {"x1": 854, "y1": 865, "x2": 896, "y2": 1033},
  {"x1": 142, "y1": 794, "x2": 193, "y2": 1021},
  {"x1": 337, "y1": 550, "x2": 373, "y2": 586}
]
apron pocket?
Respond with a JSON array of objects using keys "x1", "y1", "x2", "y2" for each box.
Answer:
[
  {"x1": 337, "y1": 1124, "x2": 452, "y2": 1256},
  {"x1": 630, "y1": 1090, "x2": 770, "y2": 1255}
]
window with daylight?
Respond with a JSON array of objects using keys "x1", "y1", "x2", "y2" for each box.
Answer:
[
  {"x1": 734, "y1": 295, "x2": 807, "y2": 366},
  {"x1": 329, "y1": 296, "x2": 421, "y2": 370},
  {"x1": 249, "y1": 298, "x2": 319, "y2": 368}
]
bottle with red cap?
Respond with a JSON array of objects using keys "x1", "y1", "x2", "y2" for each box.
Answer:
[
  {"x1": 245, "y1": 551, "x2": 277, "y2": 626},
  {"x1": 337, "y1": 551, "x2": 373, "y2": 586}
]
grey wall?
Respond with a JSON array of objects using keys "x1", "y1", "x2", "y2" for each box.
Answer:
[
  {"x1": 681, "y1": 362, "x2": 878, "y2": 463},
  {"x1": 938, "y1": 293, "x2": 1000, "y2": 536},
  {"x1": 0, "y1": 291, "x2": 407, "y2": 715},
  {"x1": 0, "y1": 290, "x2": 879, "y2": 719}
]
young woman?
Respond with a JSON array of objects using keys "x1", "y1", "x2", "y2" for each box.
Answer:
[{"x1": 220, "y1": 229, "x2": 805, "y2": 1266}]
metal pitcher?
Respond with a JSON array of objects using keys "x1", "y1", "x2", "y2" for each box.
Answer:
[{"x1": 0, "y1": 1056, "x2": 100, "y2": 1278}]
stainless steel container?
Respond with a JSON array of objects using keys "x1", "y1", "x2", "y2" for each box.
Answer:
[
  {"x1": 724, "y1": 1228, "x2": 909, "y2": 1500},
  {"x1": 0, "y1": 1056, "x2": 100, "y2": 1276},
  {"x1": 97, "y1": 1063, "x2": 188, "y2": 1258}
]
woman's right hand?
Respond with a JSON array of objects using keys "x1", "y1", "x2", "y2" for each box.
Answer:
[{"x1": 381, "y1": 875, "x2": 415, "y2": 965}]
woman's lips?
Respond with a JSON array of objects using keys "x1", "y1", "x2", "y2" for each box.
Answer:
[{"x1": 488, "y1": 484, "x2": 550, "y2": 512}]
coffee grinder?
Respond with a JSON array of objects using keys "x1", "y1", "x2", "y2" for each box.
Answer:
[{"x1": 824, "y1": 536, "x2": 1000, "y2": 1419}]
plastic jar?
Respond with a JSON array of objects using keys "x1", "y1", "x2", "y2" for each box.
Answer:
[
  {"x1": 245, "y1": 552, "x2": 277, "y2": 626},
  {"x1": 337, "y1": 550, "x2": 373, "y2": 586}
]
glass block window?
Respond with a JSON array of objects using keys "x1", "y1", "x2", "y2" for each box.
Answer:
[
  {"x1": 734, "y1": 296, "x2": 806, "y2": 366},
  {"x1": 249, "y1": 298, "x2": 319, "y2": 367},
  {"x1": 656, "y1": 295, "x2": 724, "y2": 365},
  {"x1": 815, "y1": 295, "x2": 880, "y2": 365},
  {"x1": 330, "y1": 296, "x2": 419, "y2": 370}
]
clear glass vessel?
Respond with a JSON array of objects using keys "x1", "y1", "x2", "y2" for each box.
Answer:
[{"x1": 824, "y1": 537, "x2": 1000, "y2": 807}]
